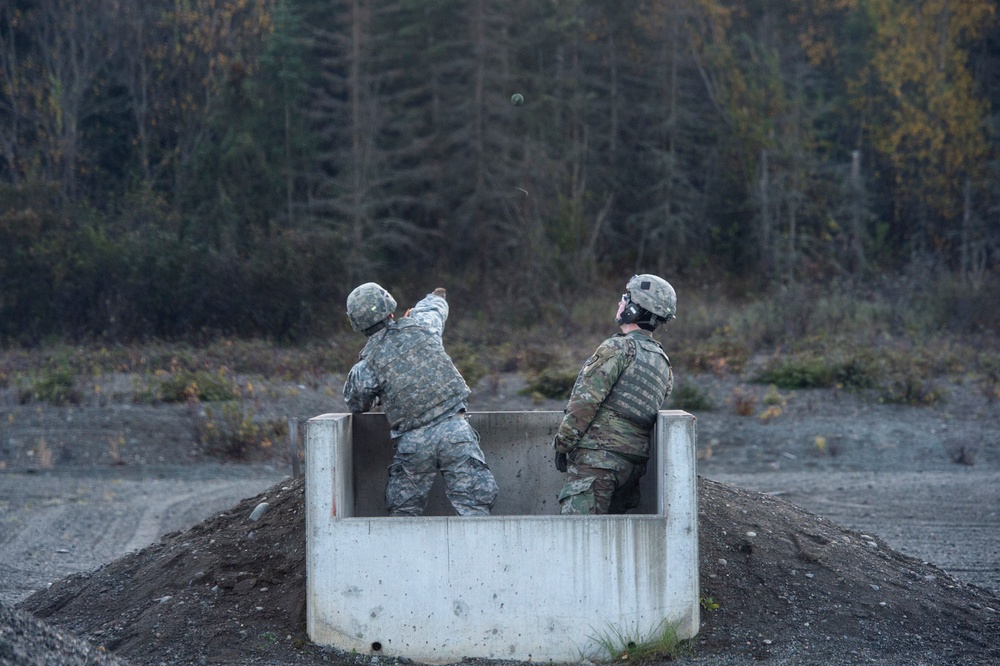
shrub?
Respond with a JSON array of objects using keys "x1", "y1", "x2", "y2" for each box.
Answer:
[
  {"x1": 682, "y1": 327, "x2": 750, "y2": 375},
  {"x1": 729, "y1": 386, "x2": 757, "y2": 416},
  {"x1": 156, "y1": 369, "x2": 237, "y2": 403},
  {"x1": 751, "y1": 353, "x2": 876, "y2": 390},
  {"x1": 198, "y1": 403, "x2": 288, "y2": 460},
  {"x1": 448, "y1": 343, "x2": 490, "y2": 388},
  {"x1": 519, "y1": 367, "x2": 578, "y2": 400},
  {"x1": 20, "y1": 366, "x2": 82, "y2": 406},
  {"x1": 669, "y1": 383, "x2": 715, "y2": 411},
  {"x1": 879, "y1": 374, "x2": 945, "y2": 406}
]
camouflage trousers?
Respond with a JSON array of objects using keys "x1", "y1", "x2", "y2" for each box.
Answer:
[
  {"x1": 387, "y1": 414, "x2": 499, "y2": 516},
  {"x1": 557, "y1": 447, "x2": 647, "y2": 515}
]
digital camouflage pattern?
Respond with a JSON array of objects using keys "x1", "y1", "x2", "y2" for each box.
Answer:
[
  {"x1": 343, "y1": 290, "x2": 497, "y2": 516},
  {"x1": 625, "y1": 274, "x2": 677, "y2": 321},
  {"x1": 553, "y1": 330, "x2": 673, "y2": 515},
  {"x1": 386, "y1": 414, "x2": 498, "y2": 516},
  {"x1": 359, "y1": 317, "x2": 470, "y2": 432},
  {"x1": 346, "y1": 282, "x2": 397, "y2": 333}
]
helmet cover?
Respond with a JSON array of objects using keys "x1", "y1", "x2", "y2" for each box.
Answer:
[
  {"x1": 618, "y1": 274, "x2": 677, "y2": 327},
  {"x1": 346, "y1": 282, "x2": 397, "y2": 333}
]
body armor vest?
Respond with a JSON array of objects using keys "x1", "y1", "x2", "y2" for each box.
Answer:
[
  {"x1": 361, "y1": 318, "x2": 470, "y2": 432},
  {"x1": 603, "y1": 333, "x2": 671, "y2": 430}
]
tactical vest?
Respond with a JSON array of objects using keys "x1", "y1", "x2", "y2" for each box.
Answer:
[
  {"x1": 602, "y1": 333, "x2": 671, "y2": 430},
  {"x1": 361, "y1": 318, "x2": 470, "y2": 432}
]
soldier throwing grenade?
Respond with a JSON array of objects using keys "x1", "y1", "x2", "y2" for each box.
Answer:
[
  {"x1": 553, "y1": 275, "x2": 677, "y2": 515},
  {"x1": 344, "y1": 284, "x2": 499, "y2": 516}
]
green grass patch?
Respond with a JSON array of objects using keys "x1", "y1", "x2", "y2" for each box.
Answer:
[{"x1": 590, "y1": 619, "x2": 689, "y2": 663}]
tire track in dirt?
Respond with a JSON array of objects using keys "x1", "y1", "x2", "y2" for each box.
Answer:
[
  {"x1": 0, "y1": 469, "x2": 285, "y2": 604},
  {"x1": 123, "y1": 481, "x2": 278, "y2": 552}
]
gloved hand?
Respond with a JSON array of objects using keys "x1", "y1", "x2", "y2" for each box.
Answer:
[
  {"x1": 555, "y1": 451, "x2": 568, "y2": 473},
  {"x1": 432, "y1": 287, "x2": 447, "y2": 299}
]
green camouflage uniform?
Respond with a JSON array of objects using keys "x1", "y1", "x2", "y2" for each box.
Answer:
[{"x1": 554, "y1": 330, "x2": 672, "y2": 515}]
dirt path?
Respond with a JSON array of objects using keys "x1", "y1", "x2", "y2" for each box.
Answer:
[{"x1": 0, "y1": 467, "x2": 287, "y2": 605}]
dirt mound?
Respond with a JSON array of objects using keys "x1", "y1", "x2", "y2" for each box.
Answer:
[
  {"x1": 16, "y1": 477, "x2": 1000, "y2": 666},
  {"x1": 18, "y1": 477, "x2": 312, "y2": 665},
  {"x1": 693, "y1": 477, "x2": 1000, "y2": 664}
]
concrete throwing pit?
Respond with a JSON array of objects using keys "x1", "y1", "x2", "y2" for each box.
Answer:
[{"x1": 305, "y1": 411, "x2": 699, "y2": 663}]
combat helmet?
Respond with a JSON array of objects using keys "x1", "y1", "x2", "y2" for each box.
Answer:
[
  {"x1": 617, "y1": 274, "x2": 677, "y2": 329},
  {"x1": 346, "y1": 282, "x2": 397, "y2": 334}
]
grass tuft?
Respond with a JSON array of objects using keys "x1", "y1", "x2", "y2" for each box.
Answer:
[{"x1": 590, "y1": 619, "x2": 689, "y2": 663}]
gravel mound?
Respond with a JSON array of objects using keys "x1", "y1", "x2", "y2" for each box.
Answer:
[
  {"x1": 1, "y1": 599, "x2": 128, "y2": 666},
  {"x1": 13, "y1": 475, "x2": 1000, "y2": 666}
]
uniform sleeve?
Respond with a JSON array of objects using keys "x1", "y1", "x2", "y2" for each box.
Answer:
[
  {"x1": 406, "y1": 293, "x2": 448, "y2": 338},
  {"x1": 553, "y1": 338, "x2": 631, "y2": 452},
  {"x1": 343, "y1": 359, "x2": 380, "y2": 413}
]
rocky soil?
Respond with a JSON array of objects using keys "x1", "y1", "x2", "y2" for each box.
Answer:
[{"x1": 2, "y1": 369, "x2": 999, "y2": 665}]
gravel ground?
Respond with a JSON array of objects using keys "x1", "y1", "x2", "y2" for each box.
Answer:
[
  {"x1": 2, "y1": 370, "x2": 999, "y2": 664},
  {"x1": 0, "y1": 466, "x2": 288, "y2": 606}
]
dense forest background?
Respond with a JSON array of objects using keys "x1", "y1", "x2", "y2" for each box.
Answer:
[{"x1": 1, "y1": 0, "x2": 998, "y2": 344}]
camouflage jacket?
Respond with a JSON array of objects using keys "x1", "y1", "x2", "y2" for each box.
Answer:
[
  {"x1": 553, "y1": 330, "x2": 673, "y2": 460},
  {"x1": 343, "y1": 293, "x2": 469, "y2": 437}
]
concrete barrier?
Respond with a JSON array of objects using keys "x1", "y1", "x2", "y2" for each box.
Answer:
[{"x1": 305, "y1": 411, "x2": 698, "y2": 662}]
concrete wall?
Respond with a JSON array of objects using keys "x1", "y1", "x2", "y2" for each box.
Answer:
[{"x1": 305, "y1": 411, "x2": 699, "y2": 662}]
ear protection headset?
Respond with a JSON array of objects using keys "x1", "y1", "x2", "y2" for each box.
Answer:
[{"x1": 617, "y1": 292, "x2": 643, "y2": 326}]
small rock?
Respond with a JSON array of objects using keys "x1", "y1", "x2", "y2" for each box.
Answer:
[
  {"x1": 746, "y1": 531, "x2": 757, "y2": 538},
  {"x1": 249, "y1": 502, "x2": 270, "y2": 521},
  {"x1": 870, "y1": 584, "x2": 880, "y2": 591},
  {"x1": 718, "y1": 558, "x2": 728, "y2": 566}
]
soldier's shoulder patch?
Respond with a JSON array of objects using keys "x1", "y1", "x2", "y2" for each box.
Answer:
[{"x1": 583, "y1": 339, "x2": 623, "y2": 377}]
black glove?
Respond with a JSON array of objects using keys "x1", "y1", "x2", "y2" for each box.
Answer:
[{"x1": 555, "y1": 451, "x2": 568, "y2": 473}]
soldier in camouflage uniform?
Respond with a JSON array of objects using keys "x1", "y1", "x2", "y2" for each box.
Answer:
[
  {"x1": 553, "y1": 274, "x2": 677, "y2": 515},
  {"x1": 343, "y1": 283, "x2": 499, "y2": 516}
]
